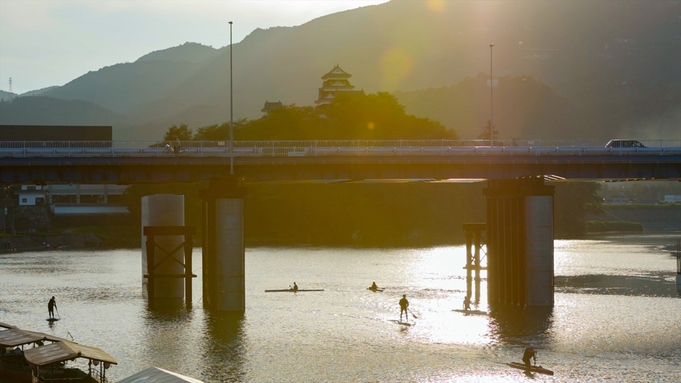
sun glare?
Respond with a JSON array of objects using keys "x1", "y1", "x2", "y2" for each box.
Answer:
[
  {"x1": 426, "y1": 0, "x2": 447, "y2": 13},
  {"x1": 379, "y1": 48, "x2": 412, "y2": 89}
]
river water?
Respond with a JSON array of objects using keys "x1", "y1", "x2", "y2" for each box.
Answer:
[{"x1": 1, "y1": 232, "x2": 680, "y2": 382}]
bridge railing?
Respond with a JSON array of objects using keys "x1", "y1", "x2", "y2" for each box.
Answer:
[{"x1": 1, "y1": 139, "x2": 680, "y2": 158}]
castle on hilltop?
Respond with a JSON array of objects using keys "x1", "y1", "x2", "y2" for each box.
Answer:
[{"x1": 315, "y1": 65, "x2": 364, "y2": 106}]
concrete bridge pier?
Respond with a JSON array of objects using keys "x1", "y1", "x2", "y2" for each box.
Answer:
[
  {"x1": 200, "y1": 177, "x2": 247, "y2": 312},
  {"x1": 141, "y1": 194, "x2": 187, "y2": 308},
  {"x1": 485, "y1": 178, "x2": 555, "y2": 307}
]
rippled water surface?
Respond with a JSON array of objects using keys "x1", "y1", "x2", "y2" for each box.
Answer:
[{"x1": 1, "y1": 232, "x2": 680, "y2": 382}]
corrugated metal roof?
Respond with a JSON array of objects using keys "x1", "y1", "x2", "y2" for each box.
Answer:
[
  {"x1": 118, "y1": 367, "x2": 204, "y2": 383},
  {"x1": 24, "y1": 340, "x2": 117, "y2": 367}
]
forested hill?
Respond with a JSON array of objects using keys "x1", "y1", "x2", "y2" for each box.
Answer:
[{"x1": 3, "y1": 0, "x2": 680, "y2": 141}]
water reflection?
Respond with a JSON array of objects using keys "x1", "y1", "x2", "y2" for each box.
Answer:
[
  {"x1": 487, "y1": 305, "x2": 554, "y2": 346},
  {"x1": 201, "y1": 312, "x2": 246, "y2": 382}
]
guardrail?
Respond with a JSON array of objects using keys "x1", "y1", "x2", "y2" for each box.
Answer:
[{"x1": 1, "y1": 139, "x2": 680, "y2": 158}]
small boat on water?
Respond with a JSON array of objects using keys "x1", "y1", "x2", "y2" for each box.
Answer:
[
  {"x1": 1, "y1": 327, "x2": 66, "y2": 382},
  {"x1": 506, "y1": 362, "x2": 554, "y2": 375},
  {"x1": 367, "y1": 287, "x2": 384, "y2": 292},
  {"x1": 118, "y1": 366, "x2": 204, "y2": 383},
  {"x1": 24, "y1": 340, "x2": 117, "y2": 382},
  {"x1": 1, "y1": 324, "x2": 116, "y2": 383}
]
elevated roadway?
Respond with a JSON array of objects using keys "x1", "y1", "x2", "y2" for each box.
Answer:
[{"x1": 1, "y1": 139, "x2": 680, "y2": 184}]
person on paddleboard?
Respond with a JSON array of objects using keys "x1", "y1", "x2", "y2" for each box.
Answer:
[
  {"x1": 463, "y1": 296, "x2": 471, "y2": 311},
  {"x1": 292, "y1": 282, "x2": 298, "y2": 293},
  {"x1": 370, "y1": 282, "x2": 378, "y2": 291},
  {"x1": 399, "y1": 294, "x2": 409, "y2": 321},
  {"x1": 522, "y1": 344, "x2": 537, "y2": 368},
  {"x1": 48, "y1": 296, "x2": 57, "y2": 319}
]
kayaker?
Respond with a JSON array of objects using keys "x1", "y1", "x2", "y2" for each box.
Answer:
[
  {"x1": 370, "y1": 282, "x2": 378, "y2": 290},
  {"x1": 399, "y1": 294, "x2": 409, "y2": 321},
  {"x1": 48, "y1": 296, "x2": 57, "y2": 319},
  {"x1": 522, "y1": 344, "x2": 537, "y2": 368},
  {"x1": 292, "y1": 282, "x2": 298, "y2": 293}
]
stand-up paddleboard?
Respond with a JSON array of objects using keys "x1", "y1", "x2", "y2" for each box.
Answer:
[
  {"x1": 506, "y1": 362, "x2": 554, "y2": 375},
  {"x1": 389, "y1": 319, "x2": 414, "y2": 326},
  {"x1": 453, "y1": 309, "x2": 487, "y2": 315},
  {"x1": 46, "y1": 318, "x2": 59, "y2": 322}
]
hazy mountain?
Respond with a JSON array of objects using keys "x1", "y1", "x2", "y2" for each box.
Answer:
[
  {"x1": 20, "y1": 86, "x2": 59, "y2": 97},
  {"x1": 0, "y1": 96, "x2": 127, "y2": 127},
  {"x1": 395, "y1": 74, "x2": 581, "y2": 140},
  {"x1": 9, "y1": 0, "x2": 681, "y2": 140},
  {"x1": 136, "y1": 42, "x2": 220, "y2": 64},
  {"x1": 0, "y1": 90, "x2": 17, "y2": 102}
]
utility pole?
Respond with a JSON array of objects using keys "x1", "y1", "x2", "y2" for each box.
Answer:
[{"x1": 229, "y1": 21, "x2": 234, "y2": 175}]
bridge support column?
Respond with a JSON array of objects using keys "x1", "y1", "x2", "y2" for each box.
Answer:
[
  {"x1": 463, "y1": 223, "x2": 486, "y2": 304},
  {"x1": 141, "y1": 194, "x2": 186, "y2": 306},
  {"x1": 485, "y1": 178, "x2": 554, "y2": 307},
  {"x1": 200, "y1": 177, "x2": 247, "y2": 312}
]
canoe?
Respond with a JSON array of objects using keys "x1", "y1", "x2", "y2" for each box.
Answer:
[
  {"x1": 264, "y1": 289, "x2": 324, "y2": 292},
  {"x1": 506, "y1": 362, "x2": 554, "y2": 375}
]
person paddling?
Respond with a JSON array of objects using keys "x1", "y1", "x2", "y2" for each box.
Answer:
[
  {"x1": 48, "y1": 296, "x2": 57, "y2": 319},
  {"x1": 522, "y1": 344, "x2": 537, "y2": 368},
  {"x1": 370, "y1": 282, "x2": 379, "y2": 291},
  {"x1": 399, "y1": 294, "x2": 409, "y2": 322},
  {"x1": 292, "y1": 282, "x2": 299, "y2": 293}
]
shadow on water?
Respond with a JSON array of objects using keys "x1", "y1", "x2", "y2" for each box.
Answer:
[
  {"x1": 201, "y1": 311, "x2": 246, "y2": 382},
  {"x1": 487, "y1": 305, "x2": 554, "y2": 346}
]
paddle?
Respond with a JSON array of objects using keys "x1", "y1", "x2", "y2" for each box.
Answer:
[
  {"x1": 408, "y1": 309, "x2": 418, "y2": 319},
  {"x1": 56, "y1": 307, "x2": 61, "y2": 320}
]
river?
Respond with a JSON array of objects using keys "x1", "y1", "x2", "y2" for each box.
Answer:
[{"x1": 1, "y1": 232, "x2": 680, "y2": 382}]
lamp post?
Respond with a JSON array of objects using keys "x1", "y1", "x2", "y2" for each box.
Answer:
[
  {"x1": 489, "y1": 43, "x2": 494, "y2": 147},
  {"x1": 229, "y1": 21, "x2": 234, "y2": 175}
]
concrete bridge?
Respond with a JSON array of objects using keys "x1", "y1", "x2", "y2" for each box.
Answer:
[
  {"x1": 2, "y1": 139, "x2": 680, "y2": 313},
  {"x1": 1, "y1": 139, "x2": 681, "y2": 183}
]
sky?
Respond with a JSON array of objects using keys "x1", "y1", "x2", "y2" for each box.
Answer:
[{"x1": 0, "y1": 0, "x2": 389, "y2": 94}]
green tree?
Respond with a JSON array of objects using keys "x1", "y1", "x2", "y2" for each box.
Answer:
[
  {"x1": 477, "y1": 120, "x2": 498, "y2": 141},
  {"x1": 164, "y1": 124, "x2": 193, "y2": 141},
  {"x1": 554, "y1": 182, "x2": 602, "y2": 237}
]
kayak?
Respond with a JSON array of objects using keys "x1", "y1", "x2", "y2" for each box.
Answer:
[
  {"x1": 506, "y1": 362, "x2": 554, "y2": 375},
  {"x1": 367, "y1": 287, "x2": 384, "y2": 292},
  {"x1": 264, "y1": 289, "x2": 324, "y2": 292}
]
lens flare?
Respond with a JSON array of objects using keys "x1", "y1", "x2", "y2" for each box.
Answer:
[{"x1": 379, "y1": 48, "x2": 412, "y2": 89}]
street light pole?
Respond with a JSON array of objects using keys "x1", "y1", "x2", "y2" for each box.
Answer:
[
  {"x1": 229, "y1": 21, "x2": 234, "y2": 175},
  {"x1": 489, "y1": 43, "x2": 494, "y2": 147}
]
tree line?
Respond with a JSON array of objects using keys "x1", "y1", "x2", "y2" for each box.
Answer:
[{"x1": 125, "y1": 92, "x2": 601, "y2": 246}]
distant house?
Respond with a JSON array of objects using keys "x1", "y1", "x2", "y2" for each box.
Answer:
[
  {"x1": 3, "y1": 124, "x2": 128, "y2": 216},
  {"x1": 16, "y1": 184, "x2": 129, "y2": 215},
  {"x1": 315, "y1": 65, "x2": 364, "y2": 106},
  {"x1": 261, "y1": 100, "x2": 283, "y2": 115}
]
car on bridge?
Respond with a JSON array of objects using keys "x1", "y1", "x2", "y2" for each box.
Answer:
[{"x1": 605, "y1": 139, "x2": 646, "y2": 148}]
